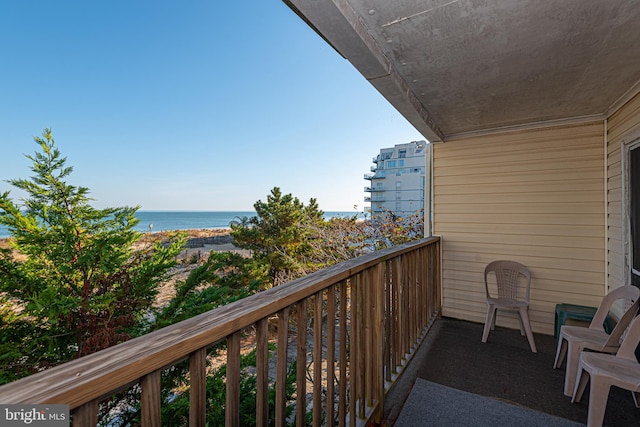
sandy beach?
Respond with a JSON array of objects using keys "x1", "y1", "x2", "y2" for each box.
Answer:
[{"x1": 144, "y1": 228, "x2": 247, "y2": 306}]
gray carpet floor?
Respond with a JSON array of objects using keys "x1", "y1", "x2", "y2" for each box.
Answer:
[
  {"x1": 394, "y1": 378, "x2": 583, "y2": 427},
  {"x1": 407, "y1": 318, "x2": 640, "y2": 426}
]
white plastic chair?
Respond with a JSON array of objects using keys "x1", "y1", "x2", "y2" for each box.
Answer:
[
  {"x1": 571, "y1": 313, "x2": 640, "y2": 427},
  {"x1": 481, "y1": 260, "x2": 537, "y2": 352},
  {"x1": 553, "y1": 285, "x2": 640, "y2": 396}
]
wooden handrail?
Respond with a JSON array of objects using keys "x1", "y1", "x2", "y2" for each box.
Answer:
[{"x1": 0, "y1": 237, "x2": 441, "y2": 426}]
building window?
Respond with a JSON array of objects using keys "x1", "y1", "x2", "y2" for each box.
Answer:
[
  {"x1": 387, "y1": 160, "x2": 396, "y2": 168},
  {"x1": 399, "y1": 149, "x2": 406, "y2": 158}
]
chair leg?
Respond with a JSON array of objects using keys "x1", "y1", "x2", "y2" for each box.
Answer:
[
  {"x1": 571, "y1": 364, "x2": 589, "y2": 403},
  {"x1": 517, "y1": 313, "x2": 526, "y2": 336},
  {"x1": 554, "y1": 335, "x2": 567, "y2": 369},
  {"x1": 563, "y1": 341, "x2": 584, "y2": 397},
  {"x1": 585, "y1": 378, "x2": 611, "y2": 427},
  {"x1": 518, "y1": 307, "x2": 537, "y2": 352},
  {"x1": 491, "y1": 307, "x2": 497, "y2": 330},
  {"x1": 482, "y1": 304, "x2": 496, "y2": 343}
]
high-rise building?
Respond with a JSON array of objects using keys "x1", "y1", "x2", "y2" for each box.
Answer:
[{"x1": 365, "y1": 141, "x2": 427, "y2": 218}]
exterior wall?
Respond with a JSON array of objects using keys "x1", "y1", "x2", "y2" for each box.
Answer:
[
  {"x1": 606, "y1": 92, "x2": 640, "y2": 296},
  {"x1": 433, "y1": 122, "x2": 606, "y2": 335},
  {"x1": 366, "y1": 141, "x2": 426, "y2": 217}
]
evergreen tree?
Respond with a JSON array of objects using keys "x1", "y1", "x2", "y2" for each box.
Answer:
[
  {"x1": 230, "y1": 187, "x2": 324, "y2": 287},
  {"x1": 0, "y1": 129, "x2": 185, "y2": 383}
]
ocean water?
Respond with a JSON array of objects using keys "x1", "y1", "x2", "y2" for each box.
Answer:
[{"x1": 0, "y1": 210, "x2": 363, "y2": 238}]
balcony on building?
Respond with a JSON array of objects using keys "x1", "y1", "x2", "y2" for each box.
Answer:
[{"x1": 2, "y1": 1, "x2": 640, "y2": 426}]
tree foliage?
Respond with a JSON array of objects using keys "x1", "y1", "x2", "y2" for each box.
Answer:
[
  {"x1": 230, "y1": 187, "x2": 325, "y2": 287},
  {"x1": 230, "y1": 187, "x2": 426, "y2": 289},
  {"x1": 366, "y1": 208, "x2": 425, "y2": 249},
  {"x1": 0, "y1": 129, "x2": 185, "y2": 383}
]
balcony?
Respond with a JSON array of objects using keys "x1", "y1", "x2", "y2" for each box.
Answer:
[
  {"x1": 0, "y1": 238, "x2": 441, "y2": 426},
  {"x1": 1, "y1": 237, "x2": 637, "y2": 426},
  {"x1": 365, "y1": 187, "x2": 384, "y2": 193}
]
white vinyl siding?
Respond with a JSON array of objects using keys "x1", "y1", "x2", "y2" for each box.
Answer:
[
  {"x1": 607, "y1": 92, "x2": 640, "y2": 296},
  {"x1": 433, "y1": 122, "x2": 605, "y2": 335}
]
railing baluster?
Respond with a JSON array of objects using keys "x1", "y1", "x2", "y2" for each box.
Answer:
[
  {"x1": 418, "y1": 247, "x2": 425, "y2": 330},
  {"x1": 296, "y1": 299, "x2": 307, "y2": 427},
  {"x1": 409, "y1": 251, "x2": 417, "y2": 344},
  {"x1": 357, "y1": 272, "x2": 366, "y2": 420},
  {"x1": 349, "y1": 275, "x2": 357, "y2": 427},
  {"x1": 374, "y1": 261, "x2": 385, "y2": 422},
  {"x1": 226, "y1": 332, "x2": 240, "y2": 427},
  {"x1": 190, "y1": 348, "x2": 207, "y2": 427},
  {"x1": 141, "y1": 370, "x2": 161, "y2": 427},
  {"x1": 403, "y1": 255, "x2": 410, "y2": 355},
  {"x1": 313, "y1": 291, "x2": 323, "y2": 426},
  {"x1": 275, "y1": 307, "x2": 290, "y2": 427},
  {"x1": 393, "y1": 256, "x2": 404, "y2": 359},
  {"x1": 363, "y1": 268, "x2": 371, "y2": 409},
  {"x1": 391, "y1": 259, "x2": 399, "y2": 373},
  {"x1": 339, "y1": 280, "x2": 348, "y2": 427},
  {"x1": 384, "y1": 260, "x2": 392, "y2": 381},
  {"x1": 72, "y1": 400, "x2": 98, "y2": 427},
  {"x1": 327, "y1": 285, "x2": 336, "y2": 427},
  {"x1": 256, "y1": 318, "x2": 269, "y2": 427}
]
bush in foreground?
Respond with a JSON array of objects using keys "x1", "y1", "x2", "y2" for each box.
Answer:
[{"x1": 0, "y1": 129, "x2": 185, "y2": 383}]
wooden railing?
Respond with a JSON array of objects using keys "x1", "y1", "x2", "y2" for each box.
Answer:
[{"x1": 0, "y1": 237, "x2": 441, "y2": 426}]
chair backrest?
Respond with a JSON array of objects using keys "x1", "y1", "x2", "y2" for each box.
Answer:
[
  {"x1": 616, "y1": 314, "x2": 640, "y2": 362},
  {"x1": 484, "y1": 260, "x2": 531, "y2": 303},
  {"x1": 595, "y1": 285, "x2": 640, "y2": 347}
]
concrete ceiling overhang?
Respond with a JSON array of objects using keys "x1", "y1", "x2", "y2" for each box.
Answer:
[{"x1": 284, "y1": 0, "x2": 640, "y2": 142}]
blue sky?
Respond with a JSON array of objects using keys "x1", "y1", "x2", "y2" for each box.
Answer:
[{"x1": 0, "y1": 1, "x2": 425, "y2": 212}]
